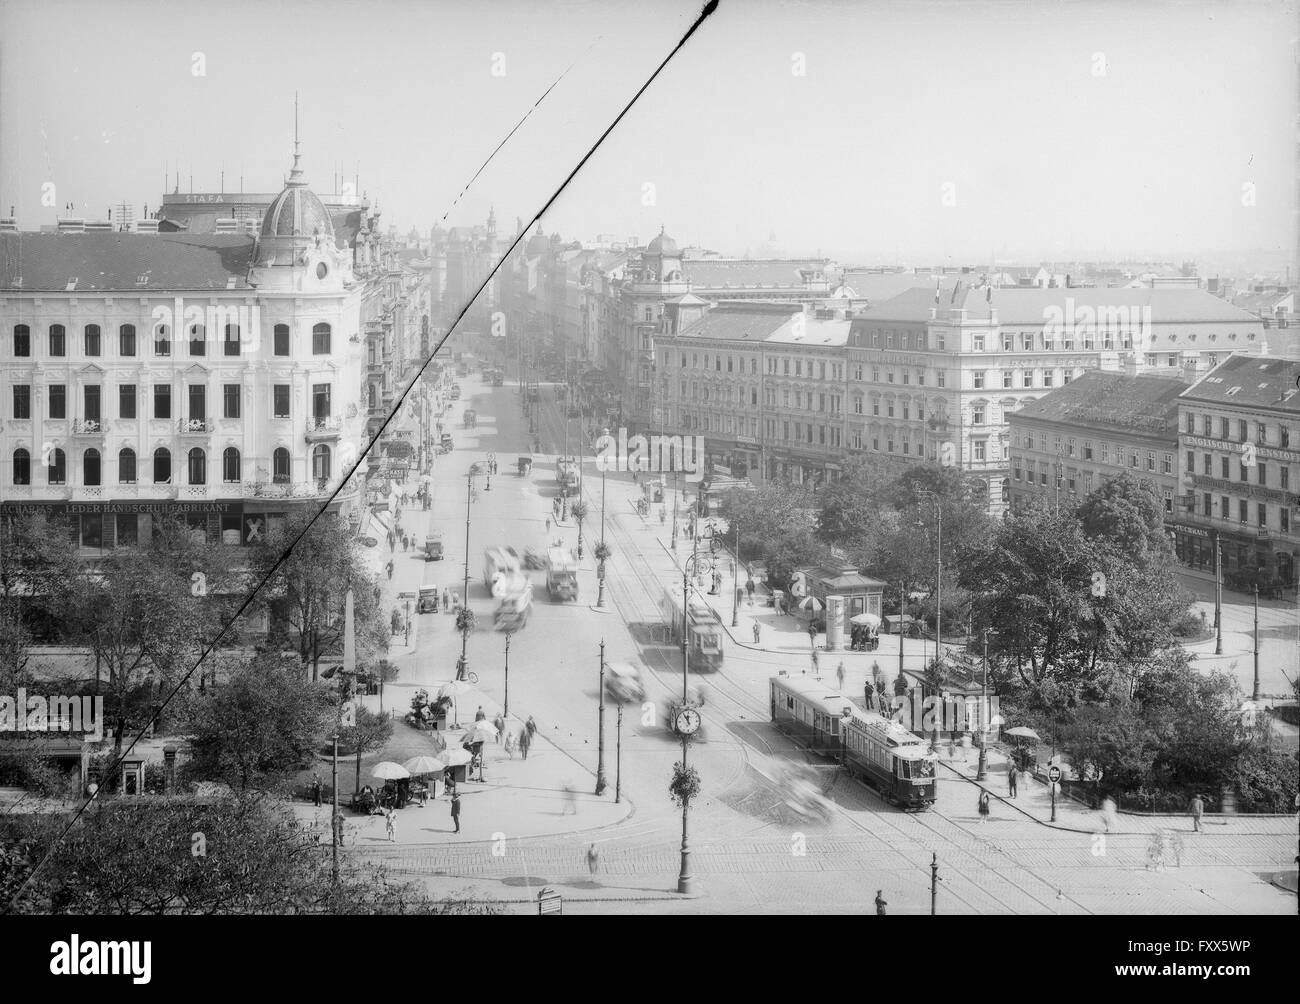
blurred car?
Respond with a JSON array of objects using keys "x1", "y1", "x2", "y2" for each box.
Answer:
[
  {"x1": 358, "y1": 536, "x2": 378, "y2": 548},
  {"x1": 775, "y1": 764, "x2": 833, "y2": 822},
  {"x1": 605, "y1": 662, "x2": 645, "y2": 704}
]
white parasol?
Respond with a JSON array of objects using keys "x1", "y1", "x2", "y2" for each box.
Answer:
[
  {"x1": 797, "y1": 595, "x2": 824, "y2": 613},
  {"x1": 850, "y1": 612, "x2": 881, "y2": 627},
  {"x1": 371, "y1": 761, "x2": 411, "y2": 781},
  {"x1": 436, "y1": 748, "x2": 473, "y2": 768},
  {"x1": 462, "y1": 720, "x2": 498, "y2": 745},
  {"x1": 402, "y1": 755, "x2": 443, "y2": 776}
]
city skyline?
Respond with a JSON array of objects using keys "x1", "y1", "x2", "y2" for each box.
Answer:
[{"x1": 0, "y1": 0, "x2": 1295, "y2": 267}]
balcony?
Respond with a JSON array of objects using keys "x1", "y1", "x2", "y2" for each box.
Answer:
[
  {"x1": 72, "y1": 418, "x2": 108, "y2": 436},
  {"x1": 179, "y1": 484, "x2": 209, "y2": 499},
  {"x1": 306, "y1": 415, "x2": 343, "y2": 442},
  {"x1": 179, "y1": 418, "x2": 214, "y2": 435}
]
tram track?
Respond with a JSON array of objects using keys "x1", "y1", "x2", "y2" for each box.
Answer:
[{"x1": 530, "y1": 391, "x2": 1080, "y2": 913}]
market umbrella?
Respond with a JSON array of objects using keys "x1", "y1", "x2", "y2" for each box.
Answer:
[
  {"x1": 436, "y1": 748, "x2": 473, "y2": 767},
  {"x1": 438, "y1": 679, "x2": 474, "y2": 726},
  {"x1": 402, "y1": 755, "x2": 443, "y2": 776},
  {"x1": 797, "y1": 595, "x2": 824, "y2": 613},
  {"x1": 462, "y1": 720, "x2": 498, "y2": 745},
  {"x1": 850, "y1": 612, "x2": 881, "y2": 626},
  {"x1": 1004, "y1": 726, "x2": 1041, "y2": 741},
  {"x1": 372, "y1": 761, "x2": 410, "y2": 781}
]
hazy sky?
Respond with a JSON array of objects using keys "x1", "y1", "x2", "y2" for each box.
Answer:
[{"x1": 1, "y1": 0, "x2": 1295, "y2": 264}]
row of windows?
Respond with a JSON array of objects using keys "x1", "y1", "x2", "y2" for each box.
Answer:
[
  {"x1": 1184, "y1": 413, "x2": 1292, "y2": 449},
  {"x1": 9, "y1": 323, "x2": 332, "y2": 358},
  {"x1": 10, "y1": 445, "x2": 332, "y2": 486},
  {"x1": 12, "y1": 383, "x2": 330, "y2": 421},
  {"x1": 1188, "y1": 451, "x2": 1293, "y2": 489},
  {"x1": 1195, "y1": 492, "x2": 1293, "y2": 533},
  {"x1": 1019, "y1": 433, "x2": 1176, "y2": 473}
]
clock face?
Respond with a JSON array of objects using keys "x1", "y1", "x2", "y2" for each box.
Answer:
[
  {"x1": 316, "y1": 262, "x2": 329, "y2": 279},
  {"x1": 675, "y1": 708, "x2": 701, "y2": 735}
]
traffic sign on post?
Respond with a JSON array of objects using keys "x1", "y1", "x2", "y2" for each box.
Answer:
[{"x1": 1047, "y1": 765, "x2": 1062, "y2": 784}]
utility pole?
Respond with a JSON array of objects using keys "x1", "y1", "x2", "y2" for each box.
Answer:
[
  {"x1": 615, "y1": 704, "x2": 623, "y2": 803},
  {"x1": 732, "y1": 514, "x2": 740, "y2": 627},
  {"x1": 1214, "y1": 531, "x2": 1223, "y2": 655},
  {"x1": 461, "y1": 469, "x2": 473, "y2": 677},
  {"x1": 977, "y1": 628, "x2": 990, "y2": 781},
  {"x1": 331, "y1": 733, "x2": 340, "y2": 885},
  {"x1": 596, "y1": 639, "x2": 607, "y2": 795},
  {"x1": 930, "y1": 852, "x2": 938, "y2": 915},
  {"x1": 597, "y1": 459, "x2": 608, "y2": 608},
  {"x1": 1252, "y1": 585, "x2": 1261, "y2": 702},
  {"x1": 504, "y1": 632, "x2": 511, "y2": 717},
  {"x1": 897, "y1": 579, "x2": 905, "y2": 683}
]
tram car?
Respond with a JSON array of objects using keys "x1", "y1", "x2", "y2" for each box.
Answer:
[{"x1": 769, "y1": 674, "x2": 937, "y2": 811}]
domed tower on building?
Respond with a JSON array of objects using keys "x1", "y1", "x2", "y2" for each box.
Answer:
[{"x1": 641, "y1": 226, "x2": 683, "y2": 282}]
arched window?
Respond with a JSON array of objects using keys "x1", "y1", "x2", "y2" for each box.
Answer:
[
  {"x1": 48, "y1": 448, "x2": 66, "y2": 485},
  {"x1": 273, "y1": 447, "x2": 291, "y2": 484},
  {"x1": 189, "y1": 324, "x2": 206, "y2": 356},
  {"x1": 312, "y1": 444, "x2": 331, "y2": 483},
  {"x1": 119, "y1": 323, "x2": 136, "y2": 356},
  {"x1": 49, "y1": 324, "x2": 66, "y2": 357},
  {"x1": 83, "y1": 448, "x2": 101, "y2": 486},
  {"x1": 119, "y1": 448, "x2": 136, "y2": 484},
  {"x1": 188, "y1": 448, "x2": 206, "y2": 485},
  {"x1": 153, "y1": 447, "x2": 171, "y2": 484},
  {"x1": 154, "y1": 324, "x2": 171, "y2": 356},
  {"x1": 12, "y1": 448, "x2": 30, "y2": 485},
  {"x1": 273, "y1": 323, "x2": 290, "y2": 356},
  {"x1": 312, "y1": 322, "x2": 331, "y2": 354},
  {"x1": 223, "y1": 447, "x2": 241, "y2": 483},
  {"x1": 84, "y1": 324, "x2": 101, "y2": 356},
  {"x1": 13, "y1": 324, "x2": 31, "y2": 357},
  {"x1": 223, "y1": 324, "x2": 240, "y2": 356}
]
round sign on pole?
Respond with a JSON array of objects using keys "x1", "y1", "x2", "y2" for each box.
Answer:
[{"x1": 1047, "y1": 765, "x2": 1062, "y2": 784}]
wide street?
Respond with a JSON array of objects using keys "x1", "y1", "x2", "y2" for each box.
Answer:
[{"x1": 353, "y1": 365, "x2": 1297, "y2": 915}]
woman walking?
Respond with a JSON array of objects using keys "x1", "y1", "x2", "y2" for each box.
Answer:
[{"x1": 977, "y1": 790, "x2": 991, "y2": 823}]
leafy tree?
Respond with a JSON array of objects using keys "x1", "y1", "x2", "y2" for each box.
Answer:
[
  {"x1": 65, "y1": 519, "x2": 219, "y2": 770},
  {"x1": 183, "y1": 653, "x2": 334, "y2": 791},
  {"x1": 0, "y1": 794, "x2": 497, "y2": 915},
  {"x1": 0, "y1": 513, "x2": 80, "y2": 618},
  {"x1": 252, "y1": 510, "x2": 388, "y2": 682},
  {"x1": 1076, "y1": 472, "x2": 1170, "y2": 560},
  {"x1": 339, "y1": 706, "x2": 394, "y2": 794}
]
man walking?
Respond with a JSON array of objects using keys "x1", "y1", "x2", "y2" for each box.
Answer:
[
  {"x1": 1190, "y1": 793, "x2": 1205, "y2": 832},
  {"x1": 874, "y1": 890, "x2": 887, "y2": 916},
  {"x1": 753, "y1": 622, "x2": 761, "y2": 644},
  {"x1": 836, "y1": 662, "x2": 846, "y2": 694},
  {"x1": 312, "y1": 774, "x2": 322, "y2": 807},
  {"x1": 384, "y1": 806, "x2": 396, "y2": 842},
  {"x1": 1007, "y1": 764, "x2": 1018, "y2": 798},
  {"x1": 587, "y1": 844, "x2": 600, "y2": 878},
  {"x1": 450, "y1": 791, "x2": 461, "y2": 833},
  {"x1": 493, "y1": 713, "x2": 505, "y2": 743},
  {"x1": 518, "y1": 727, "x2": 531, "y2": 760}
]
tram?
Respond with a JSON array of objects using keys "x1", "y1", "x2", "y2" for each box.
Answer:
[{"x1": 769, "y1": 674, "x2": 938, "y2": 811}]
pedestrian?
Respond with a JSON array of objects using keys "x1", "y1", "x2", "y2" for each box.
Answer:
[
  {"x1": 472, "y1": 752, "x2": 484, "y2": 782},
  {"x1": 385, "y1": 560, "x2": 394, "y2": 581},
  {"x1": 874, "y1": 890, "x2": 887, "y2": 916},
  {"x1": 402, "y1": 533, "x2": 409, "y2": 551},
  {"x1": 442, "y1": 587, "x2": 450, "y2": 611},
  {"x1": 1101, "y1": 796, "x2": 1117, "y2": 832},
  {"x1": 518, "y1": 728, "x2": 531, "y2": 760},
  {"x1": 587, "y1": 843, "x2": 600, "y2": 877},
  {"x1": 836, "y1": 662, "x2": 845, "y2": 693},
  {"x1": 475, "y1": 705, "x2": 486, "y2": 721},
  {"x1": 388, "y1": 530, "x2": 395, "y2": 552},
  {"x1": 526, "y1": 715, "x2": 537, "y2": 740},
  {"x1": 384, "y1": 806, "x2": 396, "y2": 842},
  {"x1": 546, "y1": 517, "x2": 551, "y2": 533},
  {"x1": 746, "y1": 577, "x2": 755, "y2": 604},
  {"x1": 753, "y1": 622, "x2": 761, "y2": 644},
  {"x1": 312, "y1": 774, "x2": 322, "y2": 807},
  {"x1": 562, "y1": 784, "x2": 578, "y2": 815},
  {"x1": 1190, "y1": 793, "x2": 1204, "y2": 832},
  {"x1": 811, "y1": 647, "x2": 820, "y2": 675},
  {"x1": 660, "y1": 507, "x2": 666, "y2": 525},
  {"x1": 1008, "y1": 764, "x2": 1018, "y2": 798},
  {"x1": 505, "y1": 730, "x2": 516, "y2": 759},
  {"x1": 978, "y1": 790, "x2": 990, "y2": 823},
  {"x1": 450, "y1": 791, "x2": 461, "y2": 833},
  {"x1": 493, "y1": 713, "x2": 505, "y2": 743}
]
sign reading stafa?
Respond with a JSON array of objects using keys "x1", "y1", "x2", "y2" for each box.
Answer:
[{"x1": 0, "y1": 501, "x2": 244, "y2": 517}]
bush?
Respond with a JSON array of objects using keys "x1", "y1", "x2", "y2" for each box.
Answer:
[{"x1": 1234, "y1": 746, "x2": 1299, "y2": 813}]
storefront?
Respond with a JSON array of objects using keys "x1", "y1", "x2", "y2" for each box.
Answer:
[{"x1": 1, "y1": 499, "x2": 250, "y2": 549}]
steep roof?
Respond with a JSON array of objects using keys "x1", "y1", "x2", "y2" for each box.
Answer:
[
  {"x1": 1011, "y1": 370, "x2": 1186, "y2": 435},
  {"x1": 1, "y1": 232, "x2": 254, "y2": 292},
  {"x1": 1179, "y1": 354, "x2": 1300, "y2": 412}
]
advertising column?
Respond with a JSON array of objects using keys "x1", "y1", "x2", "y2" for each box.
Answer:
[{"x1": 825, "y1": 594, "x2": 845, "y2": 652}]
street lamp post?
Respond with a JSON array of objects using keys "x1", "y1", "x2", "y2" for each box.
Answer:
[
  {"x1": 597, "y1": 456, "x2": 608, "y2": 608},
  {"x1": 1252, "y1": 584, "x2": 1260, "y2": 702},
  {"x1": 616, "y1": 703, "x2": 623, "y2": 803},
  {"x1": 678, "y1": 550, "x2": 713, "y2": 896},
  {"x1": 977, "y1": 628, "x2": 995, "y2": 781},
  {"x1": 671, "y1": 472, "x2": 679, "y2": 551},
  {"x1": 731, "y1": 515, "x2": 740, "y2": 628},
  {"x1": 596, "y1": 639, "x2": 607, "y2": 796},
  {"x1": 331, "y1": 733, "x2": 340, "y2": 884},
  {"x1": 917, "y1": 489, "x2": 943, "y2": 669},
  {"x1": 503, "y1": 632, "x2": 511, "y2": 717},
  {"x1": 460, "y1": 467, "x2": 475, "y2": 678}
]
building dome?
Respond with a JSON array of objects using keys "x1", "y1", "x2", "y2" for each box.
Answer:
[
  {"x1": 647, "y1": 227, "x2": 677, "y2": 256},
  {"x1": 525, "y1": 223, "x2": 549, "y2": 256},
  {"x1": 261, "y1": 184, "x2": 333, "y2": 240}
]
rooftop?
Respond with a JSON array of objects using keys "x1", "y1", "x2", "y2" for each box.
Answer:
[
  {"x1": 684, "y1": 258, "x2": 830, "y2": 291},
  {"x1": 1010, "y1": 370, "x2": 1186, "y2": 435},
  {"x1": 1180, "y1": 354, "x2": 1300, "y2": 412},
  {"x1": 674, "y1": 303, "x2": 850, "y2": 346},
  {"x1": 0, "y1": 232, "x2": 254, "y2": 292}
]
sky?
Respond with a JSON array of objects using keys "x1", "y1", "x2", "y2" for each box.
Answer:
[{"x1": 0, "y1": 0, "x2": 1296, "y2": 266}]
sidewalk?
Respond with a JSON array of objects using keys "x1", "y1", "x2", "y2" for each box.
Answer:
[{"x1": 938, "y1": 742, "x2": 1297, "y2": 837}]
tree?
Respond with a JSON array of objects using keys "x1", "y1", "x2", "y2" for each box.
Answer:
[
  {"x1": 1077, "y1": 472, "x2": 1170, "y2": 560},
  {"x1": 0, "y1": 513, "x2": 80, "y2": 619},
  {"x1": 252, "y1": 510, "x2": 389, "y2": 682},
  {"x1": 65, "y1": 519, "x2": 219, "y2": 771},
  {"x1": 183, "y1": 653, "x2": 334, "y2": 791},
  {"x1": 0, "y1": 794, "x2": 497, "y2": 915},
  {"x1": 339, "y1": 707, "x2": 393, "y2": 794}
]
